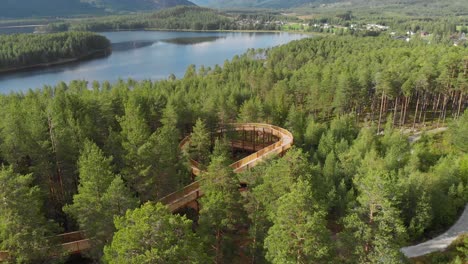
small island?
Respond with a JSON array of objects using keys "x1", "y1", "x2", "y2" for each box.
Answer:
[{"x1": 0, "y1": 32, "x2": 111, "y2": 74}]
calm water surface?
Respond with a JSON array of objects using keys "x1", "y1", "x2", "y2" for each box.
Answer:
[{"x1": 0, "y1": 31, "x2": 307, "y2": 93}]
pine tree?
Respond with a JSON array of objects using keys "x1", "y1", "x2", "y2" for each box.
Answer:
[
  {"x1": 238, "y1": 97, "x2": 264, "y2": 123},
  {"x1": 408, "y1": 191, "x2": 432, "y2": 239},
  {"x1": 103, "y1": 203, "x2": 207, "y2": 264},
  {"x1": 244, "y1": 149, "x2": 311, "y2": 262},
  {"x1": 211, "y1": 137, "x2": 231, "y2": 162},
  {"x1": 119, "y1": 97, "x2": 158, "y2": 202},
  {"x1": 152, "y1": 108, "x2": 186, "y2": 196},
  {"x1": 198, "y1": 155, "x2": 246, "y2": 263},
  {"x1": 0, "y1": 166, "x2": 60, "y2": 263},
  {"x1": 264, "y1": 180, "x2": 332, "y2": 264},
  {"x1": 285, "y1": 105, "x2": 307, "y2": 147},
  {"x1": 63, "y1": 141, "x2": 137, "y2": 260},
  {"x1": 448, "y1": 111, "x2": 468, "y2": 152},
  {"x1": 186, "y1": 118, "x2": 211, "y2": 167},
  {"x1": 341, "y1": 150, "x2": 407, "y2": 263}
]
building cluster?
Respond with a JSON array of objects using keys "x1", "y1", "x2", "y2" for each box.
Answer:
[
  {"x1": 365, "y1": 24, "x2": 389, "y2": 31},
  {"x1": 311, "y1": 22, "x2": 389, "y2": 34},
  {"x1": 235, "y1": 18, "x2": 285, "y2": 28}
]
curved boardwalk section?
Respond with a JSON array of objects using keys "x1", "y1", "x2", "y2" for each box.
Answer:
[
  {"x1": 160, "y1": 123, "x2": 294, "y2": 212},
  {"x1": 401, "y1": 204, "x2": 468, "y2": 258}
]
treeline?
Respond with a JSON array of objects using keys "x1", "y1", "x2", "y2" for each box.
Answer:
[
  {"x1": 0, "y1": 35, "x2": 466, "y2": 262},
  {"x1": 41, "y1": 6, "x2": 303, "y2": 33},
  {"x1": 43, "y1": 6, "x2": 235, "y2": 32},
  {"x1": 0, "y1": 32, "x2": 110, "y2": 71},
  {"x1": 262, "y1": 36, "x2": 467, "y2": 131}
]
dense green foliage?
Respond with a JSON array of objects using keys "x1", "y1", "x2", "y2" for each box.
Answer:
[
  {"x1": 0, "y1": 166, "x2": 61, "y2": 263},
  {"x1": 80, "y1": 0, "x2": 195, "y2": 12},
  {"x1": 103, "y1": 202, "x2": 207, "y2": 263},
  {"x1": 198, "y1": 155, "x2": 246, "y2": 262},
  {"x1": 0, "y1": 32, "x2": 110, "y2": 71},
  {"x1": 264, "y1": 180, "x2": 332, "y2": 263},
  {"x1": 241, "y1": 118, "x2": 466, "y2": 263},
  {"x1": 43, "y1": 6, "x2": 234, "y2": 32},
  {"x1": 0, "y1": 34, "x2": 466, "y2": 262},
  {"x1": 186, "y1": 118, "x2": 211, "y2": 167},
  {"x1": 63, "y1": 141, "x2": 138, "y2": 259}
]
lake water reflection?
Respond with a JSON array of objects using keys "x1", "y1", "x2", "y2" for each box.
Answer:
[{"x1": 0, "y1": 31, "x2": 307, "y2": 93}]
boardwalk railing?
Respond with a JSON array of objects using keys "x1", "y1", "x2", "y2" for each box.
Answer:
[
  {"x1": 160, "y1": 123, "x2": 294, "y2": 212},
  {"x1": 0, "y1": 231, "x2": 90, "y2": 262},
  {"x1": 0, "y1": 123, "x2": 293, "y2": 262}
]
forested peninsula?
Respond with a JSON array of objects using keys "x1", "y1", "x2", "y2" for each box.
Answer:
[
  {"x1": 0, "y1": 32, "x2": 110, "y2": 73},
  {"x1": 39, "y1": 6, "x2": 301, "y2": 33},
  {"x1": 0, "y1": 35, "x2": 466, "y2": 263}
]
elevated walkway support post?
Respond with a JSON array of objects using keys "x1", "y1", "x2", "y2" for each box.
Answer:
[
  {"x1": 253, "y1": 126, "x2": 256, "y2": 152},
  {"x1": 243, "y1": 128, "x2": 246, "y2": 150},
  {"x1": 262, "y1": 128, "x2": 265, "y2": 147}
]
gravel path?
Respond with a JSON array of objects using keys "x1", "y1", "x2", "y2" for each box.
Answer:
[
  {"x1": 407, "y1": 127, "x2": 448, "y2": 143},
  {"x1": 401, "y1": 204, "x2": 468, "y2": 258}
]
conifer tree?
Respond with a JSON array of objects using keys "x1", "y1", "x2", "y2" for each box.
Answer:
[
  {"x1": 341, "y1": 150, "x2": 407, "y2": 263},
  {"x1": 238, "y1": 97, "x2": 264, "y2": 123},
  {"x1": 104, "y1": 203, "x2": 207, "y2": 264},
  {"x1": 63, "y1": 141, "x2": 137, "y2": 260},
  {"x1": 186, "y1": 118, "x2": 211, "y2": 167},
  {"x1": 0, "y1": 166, "x2": 60, "y2": 263},
  {"x1": 119, "y1": 97, "x2": 158, "y2": 201},
  {"x1": 198, "y1": 155, "x2": 246, "y2": 263},
  {"x1": 153, "y1": 104, "x2": 187, "y2": 196},
  {"x1": 264, "y1": 180, "x2": 332, "y2": 264}
]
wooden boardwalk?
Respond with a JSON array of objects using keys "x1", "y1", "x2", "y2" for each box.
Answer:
[
  {"x1": 0, "y1": 123, "x2": 293, "y2": 261},
  {"x1": 161, "y1": 123, "x2": 294, "y2": 212}
]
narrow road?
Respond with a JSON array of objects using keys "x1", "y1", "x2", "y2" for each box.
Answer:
[{"x1": 401, "y1": 204, "x2": 468, "y2": 258}]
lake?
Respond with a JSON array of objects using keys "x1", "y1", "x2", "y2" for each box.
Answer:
[{"x1": 0, "y1": 31, "x2": 307, "y2": 93}]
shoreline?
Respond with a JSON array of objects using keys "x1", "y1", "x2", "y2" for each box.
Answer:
[
  {"x1": 142, "y1": 28, "x2": 315, "y2": 35},
  {"x1": 0, "y1": 29, "x2": 315, "y2": 76},
  {"x1": 0, "y1": 47, "x2": 111, "y2": 75},
  {"x1": 38, "y1": 27, "x2": 317, "y2": 35}
]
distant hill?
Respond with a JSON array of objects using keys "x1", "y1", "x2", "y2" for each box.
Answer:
[
  {"x1": 0, "y1": 0, "x2": 196, "y2": 18},
  {"x1": 190, "y1": 0, "x2": 467, "y2": 10},
  {"x1": 81, "y1": 0, "x2": 196, "y2": 12},
  {"x1": 190, "y1": 0, "x2": 327, "y2": 8},
  {"x1": 1, "y1": 0, "x2": 102, "y2": 18}
]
